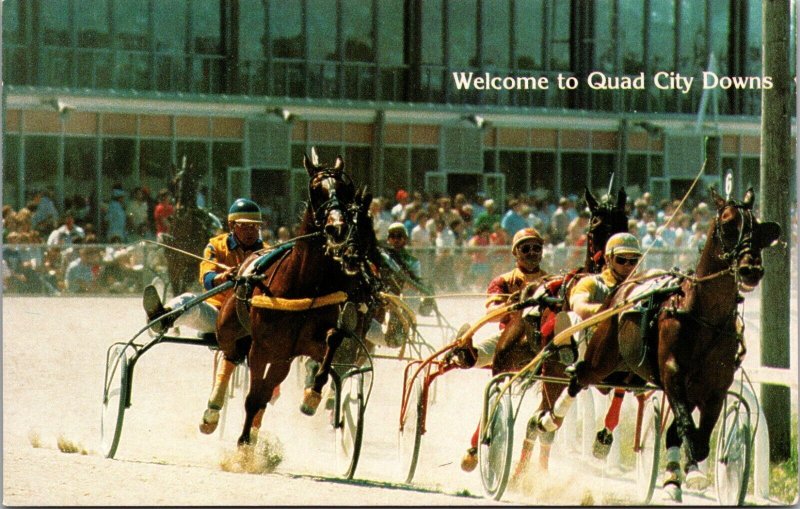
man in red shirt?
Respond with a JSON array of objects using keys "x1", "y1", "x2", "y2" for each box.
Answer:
[{"x1": 153, "y1": 188, "x2": 174, "y2": 241}]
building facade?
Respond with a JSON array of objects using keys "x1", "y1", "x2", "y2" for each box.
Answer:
[{"x1": 2, "y1": 0, "x2": 796, "y2": 225}]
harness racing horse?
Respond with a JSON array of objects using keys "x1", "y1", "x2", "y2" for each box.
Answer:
[
  {"x1": 566, "y1": 187, "x2": 780, "y2": 500},
  {"x1": 216, "y1": 154, "x2": 382, "y2": 446},
  {"x1": 163, "y1": 159, "x2": 221, "y2": 295},
  {"x1": 486, "y1": 187, "x2": 629, "y2": 471}
]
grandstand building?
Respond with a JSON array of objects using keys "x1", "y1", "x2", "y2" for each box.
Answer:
[{"x1": 2, "y1": 0, "x2": 796, "y2": 226}]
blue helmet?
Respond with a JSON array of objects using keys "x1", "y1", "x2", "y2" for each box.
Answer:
[{"x1": 227, "y1": 198, "x2": 262, "y2": 223}]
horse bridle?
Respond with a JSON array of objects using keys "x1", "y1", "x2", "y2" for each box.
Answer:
[
  {"x1": 310, "y1": 170, "x2": 353, "y2": 230},
  {"x1": 715, "y1": 203, "x2": 756, "y2": 265}
]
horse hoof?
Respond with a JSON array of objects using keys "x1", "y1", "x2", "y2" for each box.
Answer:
[
  {"x1": 300, "y1": 388, "x2": 322, "y2": 416},
  {"x1": 685, "y1": 468, "x2": 709, "y2": 491},
  {"x1": 592, "y1": 428, "x2": 614, "y2": 460},
  {"x1": 662, "y1": 482, "x2": 683, "y2": 503},
  {"x1": 460, "y1": 447, "x2": 478, "y2": 472},
  {"x1": 199, "y1": 408, "x2": 220, "y2": 434}
]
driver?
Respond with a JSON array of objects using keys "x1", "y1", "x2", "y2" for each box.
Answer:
[
  {"x1": 142, "y1": 198, "x2": 270, "y2": 434},
  {"x1": 530, "y1": 232, "x2": 642, "y2": 452}
]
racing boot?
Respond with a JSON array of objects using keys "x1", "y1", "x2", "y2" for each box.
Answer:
[
  {"x1": 460, "y1": 447, "x2": 478, "y2": 472},
  {"x1": 142, "y1": 285, "x2": 174, "y2": 334},
  {"x1": 593, "y1": 427, "x2": 614, "y2": 459}
]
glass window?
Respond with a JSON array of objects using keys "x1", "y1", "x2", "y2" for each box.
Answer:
[
  {"x1": 514, "y1": 0, "x2": 543, "y2": 70},
  {"x1": 530, "y1": 151, "x2": 555, "y2": 198},
  {"x1": 270, "y1": 0, "x2": 303, "y2": 58},
  {"x1": 4, "y1": 135, "x2": 20, "y2": 207},
  {"x1": 307, "y1": 0, "x2": 338, "y2": 61},
  {"x1": 593, "y1": 0, "x2": 614, "y2": 73},
  {"x1": 64, "y1": 138, "x2": 97, "y2": 201},
  {"x1": 140, "y1": 139, "x2": 172, "y2": 193},
  {"x1": 24, "y1": 136, "x2": 59, "y2": 194},
  {"x1": 4, "y1": 0, "x2": 26, "y2": 45},
  {"x1": 709, "y1": 0, "x2": 729, "y2": 75},
  {"x1": 191, "y1": 0, "x2": 222, "y2": 54},
  {"x1": 448, "y1": 0, "x2": 478, "y2": 68},
  {"x1": 411, "y1": 148, "x2": 438, "y2": 194},
  {"x1": 342, "y1": 0, "x2": 373, "y2": 61},
  {"x1": 114, "y1": 0, "x2": 149, "y2": 50},
  {"x1": 176, "y1": 141, "x2": 209, "y2": 176},
  {"x1": 102, "y1": 138, "x2": 136, "y2": 193},
  {"x1": 76, "y1": 0, "x2": 111, "y2": 48},
  {"x1": 590, "y1": 153, "x2": 616, "y2": 196},
  {"x1": 626, "y1": 154, "x2": 649, "y2": 195},
  {"x1": 740, "y1": 157, "x2": 760, "y2": 192},
  {"x1": 650, "y1": 0, "x2": 676, "y2": 71},
  {"x1": 378, "y1": 0, "x2": 404, "y2": 65},
  {"x1": 678, "y1": 0, "x2": 706, "y2": 75},
  {"x1": 345, "y1": 146, "x2": 372, "y2": 189},
  {"x1": 239, "y1": 0, "x2": 268, "y2": 61},
  {"x1": 41, "y1": 0, "x2": 71, "y2": 46},
  {"x1": 619, "y1": 0, "x2": 645, "y2": 74},
  {"x1": 550, "y1": 1, "x2": 570, "y2": 70},
  {"x1": 384, "y1": 147, "x2": 409, "y2": 198},
  {"x1": 421, "y1": 0, "x2": 444, "y2": 65},
  {"x1": 560, "y1": 153, "x2": 588, "y2": 197},
  {"x1": 498, "y1": 151, "x2": 527, "y2": 197},
  {"x1": 154, "y1": 0, "x2": 187, "y2": 53},
  {"x1": 212, "y1": 142, "x2": 243, "y2": 213},
  {"x1": 482, "y1": 0, "x2": 510, "y2": 68}
]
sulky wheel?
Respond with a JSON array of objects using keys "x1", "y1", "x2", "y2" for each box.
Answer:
[
  {"x1": 714, "y1": 393, "x2": 752, "y2": 506},
  {"x1": 334, "y1": 371, "x2": 366, "y2": 479},
  {"x1": 634, "y1": 394, "x2": 662, "y2": 505},
  {"x1": 101, "y1": 344, "x2": 130, "y2": 459},
  {"x1": 398, "y1": 375, "x2": 424, "y2": 483},
  {"x1": 478, "y1": 386, "x2": 514, "y2": 501}
]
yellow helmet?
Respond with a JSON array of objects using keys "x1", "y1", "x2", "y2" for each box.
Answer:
[
  {"x1": 512, "y1": 227, "x2": 544, "y2": 252},
  {"x1": 605, "y1": 232, "x2": 642, "y2": 257}
]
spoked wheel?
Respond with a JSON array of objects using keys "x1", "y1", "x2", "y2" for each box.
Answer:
[
  {"x1": 334, "y1": 371, "x2": 366, "y2": 479},
  {"x1": 714, "y1": 394, "x2": 752, "y2": 506},
  {"x1": 398, "y1": 375, "x2": 424, "y2": 483},
  {"x1": 101, "y1": 344, "x2": 130, "y2": 459},
  {"x1": 478, "y1": 386, "x2": 514, "y2": 501},
  {"x1": 634, "y1": 394, "x2": 662, "y2": 505}
]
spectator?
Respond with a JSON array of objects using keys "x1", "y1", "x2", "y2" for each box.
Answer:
[
  {"x1": 68, "y1": 194, "x2": 92, "y2": 226},
  {"x1": 391, "y1": 189, "x2": 409, "y2": 220},
  {"x1": 30, "y1": 189, "x2": 59, "y2": 236},
  {"x1": 641, "y1": 222, "x2": 666, "y2": 250},
  {"x1": 65, "y1": 246, "x2": 104, "y2": 293},
  {"x1": 466, "y1": 223, "x2": 492, "y2": 290},
  {"x1": 474, "y1": 199, "x2": 500, "y2": 233},
  {"x1": 154, "y1": 189, "x2": 174, "y2": 241},
  {"x1": 550, "y1": 197, "x2": 572, "y2": 244},
  {"x1": 410, "y1": 211, "x2": 432, "y2": 247},
  {"x1": 47, "y1": 212, "x2": 85, "y2": 246},
  {"x1": 369, "y1": 198, "x2": 391, "y2": 240},
  {"x1": 276, "y1": 226, "x2": 292, "y2": 243},
  {"x1": 127, "y1": 187, "x2": 150, "y2": 239},
  {"x1": 106, "y1": 188, "x2": 128, "y2": 242},
  {"x1": 501, "y1": 199, "x2": 528, "y2": 237}
]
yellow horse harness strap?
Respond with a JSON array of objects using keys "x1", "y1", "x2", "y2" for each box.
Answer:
[{"x1": 250, "y1": 291, "x2": 348, "y2": 310}]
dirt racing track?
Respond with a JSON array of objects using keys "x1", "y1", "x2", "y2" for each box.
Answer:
[{"x1": 3, "y1": 294, "x2": 791, "y2": 505}]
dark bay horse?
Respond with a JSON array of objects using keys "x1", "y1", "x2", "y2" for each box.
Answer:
[
  {"x1": 484, "y1": 188, "x2": 628, "y2": 470},
  {"x1": 568, "y1": 188, "x2": 780, "y2": 500},
  {"x1": 216, "y1": 154, "x2": 382, "y2": 446},
  {"x1": 164, "y1": 160, "x2": 221, "y2": 295}
]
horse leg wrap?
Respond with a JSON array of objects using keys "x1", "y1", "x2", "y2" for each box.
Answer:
[
  {"x1": 300, "y1": 388, "x2": 322, "y2": 416},
  {"x1": 539, "y1": 392, "x2": 575, "y2": 432},
  {"x1": 253, "y1": 407, "x2": 265, "y2": 430},
  {"x1": 603, "y1": 390, "x2": 625, "y2": 431},
  {"x1": 684, "y1": 463, "x2": 709, "y2": 491},
  {"x1": 208, "y1": 357, "x2": 237, "y2": 409}
]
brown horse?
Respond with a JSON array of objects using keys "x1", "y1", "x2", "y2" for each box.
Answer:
[
  {"x1": 474, "y1": 188, "x2": 628, "y2": 471},
  {"x1": 215, "y1": 154, "x2": 381, "y2": 446},
  {"x1": 164, "y1": 159, "x2": 221, "y2": 295},
  {"x1": 567, "y1": 188, "x2": 780, "y2": 500}
]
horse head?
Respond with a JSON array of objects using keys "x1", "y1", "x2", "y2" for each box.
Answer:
[
  {"x1": 710, "y1": 187, "x2": 781, "y2": 292},
  {"x1": 584, "y1": 187, "x2": 628, "y2": 271},
  {"x1": 303, "y1": 153, "x2": 363, "y2": 274},
  {"x1": 340, "y1": 186, "x2": 379, "y2": 277}
]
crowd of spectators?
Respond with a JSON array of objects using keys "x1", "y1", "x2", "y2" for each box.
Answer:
[{"x1": 2, "y1": 183, "x2": 793, "y2": 295}]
